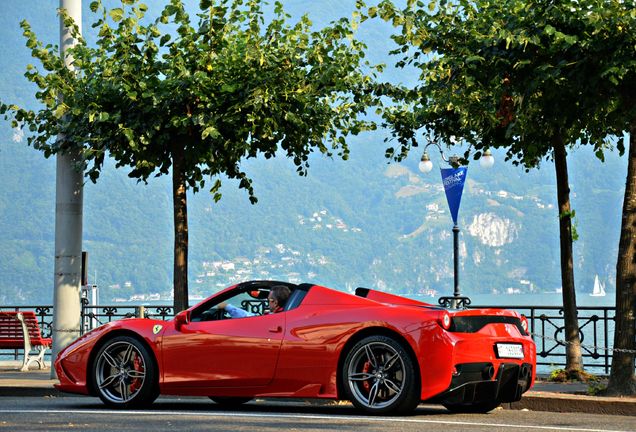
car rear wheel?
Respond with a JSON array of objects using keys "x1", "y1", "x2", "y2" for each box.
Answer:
[
  {"x1": 342, "y1": 335, "x2": 420, "y2": 415},
  {"x1": 93, "y1": 335, "x2": 158, "y2": 408},
  {"x1": 209, "y1": 396, "x2": 253, "y2": 406}
]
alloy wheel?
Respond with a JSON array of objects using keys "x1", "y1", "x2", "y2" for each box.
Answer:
[
  {"x1": 346, "y1": 341, "x2": 407, "y2": 409},
  {"x1": 95, "y1": 340, "x2": 147, "y2": 404}
]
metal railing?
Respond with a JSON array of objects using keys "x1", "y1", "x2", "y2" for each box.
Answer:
[
  {"x1": 79, "y1": 298, "x2": 174, "y2": 332},
  {"x1": 1, "y1": 303, "x2": 628, "y2": 374}
]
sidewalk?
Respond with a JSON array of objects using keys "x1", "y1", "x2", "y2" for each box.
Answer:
[{"x1": 0, "y1": 361, "x2": 634, "y2": 416}]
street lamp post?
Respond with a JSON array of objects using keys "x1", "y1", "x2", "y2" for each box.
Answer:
[{"x1": 419, "y1": 138, "x2": 494, "y2": 309}]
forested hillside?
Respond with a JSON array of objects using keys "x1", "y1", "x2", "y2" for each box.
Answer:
[{"x1": 0, "y1": 0, "x2": 626, "y2": 304}]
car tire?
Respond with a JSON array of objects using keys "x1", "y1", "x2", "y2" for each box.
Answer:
[
  {"x1": 209, "y1": 396, "x2": 253, "y2": 406},
  {"x1": 342, "y1": 335, "x2": 420, "y2": 415},
  {"x1": 442, "y1": 401, "x2": 501, "y2": 413},
  {"x1": 93, "y1": 335, "x2": 159, "y2": 408}
]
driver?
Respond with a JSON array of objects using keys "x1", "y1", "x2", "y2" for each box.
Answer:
[
  {"x1": 267, "y1": 285, "x2": 291, "y2": 314},
  {"x1": 218, "y1": 285, "x2": 291, "y2": 318}
]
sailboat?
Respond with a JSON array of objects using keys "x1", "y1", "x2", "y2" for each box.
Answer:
[{"x1": 590, "y1": 274, "x2": 606, "y2": 297}]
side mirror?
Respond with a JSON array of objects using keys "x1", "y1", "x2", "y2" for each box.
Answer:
[{"x1": 174, "y1": 310, "x2": 190, "y2": 331}]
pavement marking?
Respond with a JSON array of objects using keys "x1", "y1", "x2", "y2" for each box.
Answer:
[{"x1": 0, "y1": 409, "x2": 631, "y2": 432}]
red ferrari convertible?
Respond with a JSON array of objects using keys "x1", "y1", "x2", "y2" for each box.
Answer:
[{"x1": 55, "y1": 280, "x2": 535, "y2": 414}]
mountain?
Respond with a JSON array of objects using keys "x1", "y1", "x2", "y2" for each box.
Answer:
[{"x1": 0, "y1": 0, "x2": 626, "y2": 305}]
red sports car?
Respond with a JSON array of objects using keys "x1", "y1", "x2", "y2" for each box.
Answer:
[{"x1": 55, "y1": 280, "x2": 536, "y2": 414}]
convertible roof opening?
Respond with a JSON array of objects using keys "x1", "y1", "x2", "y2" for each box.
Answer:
[{"x1": 355, "y1": 287, "x2": 434, "y2": 307}]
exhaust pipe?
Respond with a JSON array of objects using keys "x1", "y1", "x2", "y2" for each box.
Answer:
[
  {"x1": 482, "y1": 365, "x2": 495, "y2": 380},
  {"x1": 519, "y1": 364, "x2": 530, "y2": 380}
]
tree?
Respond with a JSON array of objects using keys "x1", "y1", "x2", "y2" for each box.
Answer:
[
  {"x1": 374, "y1": 0, "x2": 636, "y2": 390},
  {"x1": 571, "y1": 2, "x2": 636, "y2": 395},
  {"x1": 370, "y1": 0, "x2": 627, "y2": 376},
  {"x1": 610, "y1": 130, "x2": 636, "y2": 394},
  {"x1": 1, "y1": 0, "x2": 380, "y2": 312}
]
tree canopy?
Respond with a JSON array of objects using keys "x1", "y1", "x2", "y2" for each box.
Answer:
[
  {"x1": 1, "y1": 0, "x2": 382, "y2": 311},
  {"x1": 373, "y1": 0, "x2": 635, "y2": 392},
  {"x1": 373, "y1": 0, "x2": 633, "y2": 164},
  {"x1": 5, "y1": 0, "x2": 380, "y2": 197}
]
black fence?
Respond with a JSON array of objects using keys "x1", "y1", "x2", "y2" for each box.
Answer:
[
  {"x1": 0, "y1": 303, "x2": 626, "y2": 374},
  {"x1": 80, "y1": 300, "x2": 174, "y2": 332}
]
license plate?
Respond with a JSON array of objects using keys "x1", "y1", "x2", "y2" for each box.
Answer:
[{"x1": 496, "y1": 343, "x2": 524, "y2": 359}]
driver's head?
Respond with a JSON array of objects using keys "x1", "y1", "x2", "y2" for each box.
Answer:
[{"x1": 268, "y1": 285, "x2": 291, "y2": 311}]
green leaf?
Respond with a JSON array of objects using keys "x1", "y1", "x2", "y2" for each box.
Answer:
[
  {"x1": 89, "y1": 1, "x2": 100, "y2": 13},
  {"x1": 122, "y1": 128, "x2": 134, "y2": 142},
  {"x1": 465, "y1": 55, "x2": 484, "y2": 64},
  {"x1": 109, "y1": 8, "x2": 124, "y2": 22},
  {"x1": 595, "y1": 149, "x2": 605, "y2": 162},
  {"x1": 202, "y1": 126, "x2": 220, "y2": 139},
  {"x1": 221, "y1": 84, "x2": 236, "y2": 93},
  {"x1": 53, "y1": 104, "x2": 69, "y2": 119},
  {"x1": 160, "y1": 34, "x2": 171, "y2": 46}
]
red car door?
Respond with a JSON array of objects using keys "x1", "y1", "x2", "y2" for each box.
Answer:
[{"x1": 161, "y1": 313, "x2": 285, "y2": 388}]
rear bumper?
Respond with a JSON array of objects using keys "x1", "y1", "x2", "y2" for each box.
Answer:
[{"x1": 431, "y1": 362, "x2": 533, "y2": 405}]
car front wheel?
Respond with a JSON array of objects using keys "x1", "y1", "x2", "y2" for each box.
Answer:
[
  {"x1": 93, "y1": 335, "x2": 158, "y2": 408},
  {"x1": 342, "y1": 335, "x2": 420, "y2": 415}
]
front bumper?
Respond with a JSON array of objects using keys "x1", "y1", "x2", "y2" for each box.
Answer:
[
  {"x1": 432, "y1": 362, "x2": 533, "y2": 405},
  {"x1": 54, "y1": 358, "x2": 90, "y2": 395}
]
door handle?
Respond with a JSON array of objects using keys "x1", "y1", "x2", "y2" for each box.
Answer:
[{"x1": 269, "y1": 326, "x2": 282, "y2": 333}]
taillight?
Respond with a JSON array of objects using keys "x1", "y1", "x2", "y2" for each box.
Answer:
[
  {"x1": 438, "y1": 311, "x2": 452, "y2": 330},
  {"x1": 520, "y1": 315, "x2": 529, "y2": 334}
]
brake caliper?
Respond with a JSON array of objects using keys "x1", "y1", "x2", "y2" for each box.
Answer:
[{"x1": 362, "y1": 361, "x2": 372, "y2": 392}]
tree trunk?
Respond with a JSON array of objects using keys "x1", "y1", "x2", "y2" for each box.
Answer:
[
  {"x1": 553, "y1": 137, "x2": 584, "y2": 374},
  {"x1": 607, "y1": 129, "x2": 636, "y2": 395},
  {"x1": 172, "y1": 145, "x2": 189, "y2": 313}
]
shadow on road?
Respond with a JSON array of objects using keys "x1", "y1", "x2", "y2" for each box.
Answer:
[{"x1": 70, "y1": 397, "x2": 451, "y2": 417}]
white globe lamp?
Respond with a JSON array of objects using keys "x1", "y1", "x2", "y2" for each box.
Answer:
[
  {"x1": 479, "y1": 149, "x2": 495, "y2": 169},
  {"x1": 419, "y1": 152, "x2": 434, "y2": 173}
]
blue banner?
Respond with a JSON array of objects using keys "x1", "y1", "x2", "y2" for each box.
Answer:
[{"x1": 440, "y1": 167, "x2": 467, "y2": 225}]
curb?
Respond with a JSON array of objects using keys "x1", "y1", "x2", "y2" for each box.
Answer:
[
  {"x1": 1, "y1": 384, "x2": 635, "y2": 416},
  {"x1": 507, "y1": 391, "x2": 636, "y2": 417},
  {"x1": 0, "y1": 386, "x2": 64, "y2": 398}
]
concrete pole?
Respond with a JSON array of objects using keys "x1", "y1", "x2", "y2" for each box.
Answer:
[{"x1": 51, "y1": 0, "x2": 83, "y2": 378}]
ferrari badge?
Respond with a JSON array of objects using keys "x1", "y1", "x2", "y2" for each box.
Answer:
[{"x1": 153, "y1": 324, "x2": 163, "y2": 334}]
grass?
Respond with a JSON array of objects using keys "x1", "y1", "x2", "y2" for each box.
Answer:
[{"x1": 547, "y1": 368, "x2": 607, "y2": 395}]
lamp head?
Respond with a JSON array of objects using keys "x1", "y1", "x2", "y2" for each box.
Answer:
[
  {"x1": 419, "y1": 152, "x2": 433, "y2": 173},
  {"x1": 479, "y1": 149, "x2": 495, "y2": 169}
]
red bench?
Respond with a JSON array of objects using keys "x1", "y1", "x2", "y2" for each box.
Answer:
[{"x1": 0, "y1": 311, "x2": 52, "y2": 371}]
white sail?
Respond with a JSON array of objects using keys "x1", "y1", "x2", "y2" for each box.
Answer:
[{"x1": 590, "y1": 274, "x2": 606, "y2": 297}]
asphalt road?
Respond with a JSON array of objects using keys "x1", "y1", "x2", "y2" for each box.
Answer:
[{"x1": 1, "y1": 396, "x2": 635, "y2": 432}]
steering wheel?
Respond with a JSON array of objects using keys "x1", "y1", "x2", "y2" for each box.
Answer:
[
  {"x1": 210, "y1": 308, "x2": 230, "y2": 320},
  {"x1": 200, "y1": 308, "x2": 229, "y2": 321}
]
